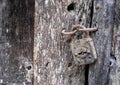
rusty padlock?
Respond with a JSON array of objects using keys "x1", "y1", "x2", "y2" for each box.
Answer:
[{"x1": 62, "y1": 25, "x2": 97, "y2": 65}]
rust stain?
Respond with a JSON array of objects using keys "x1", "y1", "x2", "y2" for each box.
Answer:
[
  {"x1": 111, "y1": 24, "x2": 117, "y2": 56},
  {"x1": 51, "y1": 83, "x2": 54, "y2": 85},
  {"x1": 51, "y1": 81, "x2": 55, "y2": 85},
  {"x1": 50, "y1": 48, "x2": 54, "y2": 54},
  {"x1": 34, "y1": 1, "x2": 39, "y2": 32},
  {"x1": 109, "y1": 79, "x2": 112, "y2": 85},
  {"x1": 96, "y1": 3, "x2": 101, "y2": 12},
  {"x1": 34, "y1": 14, "x2": 39, "y2": 32},
  {"x1": 61, "y1": 0, "x2": 67, "y2": 5}
]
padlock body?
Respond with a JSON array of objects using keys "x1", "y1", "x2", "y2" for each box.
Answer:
[{"x1": 70, "y1": 37, "x2": 97, "y2": 65}]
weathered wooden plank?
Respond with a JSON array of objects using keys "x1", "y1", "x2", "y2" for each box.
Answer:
[
  {"x1": 89, "y1": 0, "x2": 115, "y2": 85},
  {"x1": 0, "y1": 0, "x2": 34, "y2": 84},
  {"x1": 34, "y1": 0, "x2": 92, "y2": 85},
  {"x1": 109, "y1": 0, "x2": 120, "y2": 85}
]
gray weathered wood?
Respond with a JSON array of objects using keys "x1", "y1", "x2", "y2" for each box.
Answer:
[
  {"x1": 34, "y1": 0, "x2": 92, "y2": 85},
  {"x1": 0, "y1": 0, "x2": 34, "y2": 84},
  {"x1": 1, "y1": 0, "x2": 119, "y2": 85},
  {"x1": 109, "y1": 0, "x2": 120, "y2": 85},
  {"x1": 88, "y1": 0, "x2": 115, "y2": 85}
]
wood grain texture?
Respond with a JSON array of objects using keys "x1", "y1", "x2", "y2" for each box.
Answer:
[
  {"x1": 34, "y1": 0, "x2": 92, "y2": 85},
  {"x1": 88, "y1": 0, "x2": 115, "y2": 85},
  {"x1": 109, "y1": 0, "x2": 120, "y2": 85},
  {"x1": 0, "y1": 0, "x2": 118, "y2": 84},
  {"x1": 0, "y1": 0, "x2": 34, "y2": 84}
]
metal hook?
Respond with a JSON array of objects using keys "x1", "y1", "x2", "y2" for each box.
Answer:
[
  {"x1": 61, "y1": 29, "x2": 77, "y2": 35},
  {"x1": 61, "y1": 25, "x2": 98, "y2": 35}
]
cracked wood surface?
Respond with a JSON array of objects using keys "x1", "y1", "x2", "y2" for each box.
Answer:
[
  {"x1": 109, "y1": 0, "x2": 120, "y2": 85},
  {"x1": 34, "y1": 0, "x2": 92, "y2": 85},
  {"x1": 89, "y1": 0, "x2": 115, "y2": 85},
  {"x1": 0, "y1": 0, "x2": 119, "y2": 85},
  {"x1": 0, "y1": 0, "x2": 34, "y2": 84}
]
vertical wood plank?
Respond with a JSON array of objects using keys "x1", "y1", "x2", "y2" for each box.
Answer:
[
  {"x1": 34, "y1": 0, "x2": 92, "y2": 85},
  {"x1": 109, "y1": 0, "x2": 120, "y2": 85},
  {"x1": 89, "y1": 0, "x2": 115, "y2": 85},
  {"x1": 0, "y1": 0, "x2": 34, "y2": 84}
]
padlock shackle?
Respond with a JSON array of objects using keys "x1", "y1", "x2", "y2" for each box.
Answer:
[{"x1": 72, "y1": 25, "x2": 86, "y2": 30}]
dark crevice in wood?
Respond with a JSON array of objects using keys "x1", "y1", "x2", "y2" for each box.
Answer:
[
  {"x1": 85, "y1": 65, "x2": 89, "y2": 85},
  {"x1": 111, "y1": 0, "x2": 117, "y2": 57},
  {"x1": 109, "y1": 0, "x2": 117, "y2": 79},
  {"x1": 26, "y1": 65, "x2": 32, "y2": 70},
  {"x1": 110, "y1": 55, "x2": 116, "y2": 66},
  {"x1": 90, "y1": 0, "x2": 94, "y2": 27},
  {"x1": 68, "y1": 62, "x2": 72, "y2": 67},
  {"x1": 45, "y1": 62, "x2": 50, "y2": 67},
  {"x1": 67, "y1": 2, "x2": 76, "y2": 11},
  {"x1": 79, "y1": 18, "x2": 82, "y2": 23},
  {"x1": 109, "y1": 1, "x2": 117, "y2": 78},
  {"x1": 84, "y1": 1, "x2": 94, "y2": 85}
]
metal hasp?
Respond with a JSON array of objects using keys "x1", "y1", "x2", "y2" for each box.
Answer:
[{"x1": 62, "y1": 25, "x2": 98, "y2": 65}]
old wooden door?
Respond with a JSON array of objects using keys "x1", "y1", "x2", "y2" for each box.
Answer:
[{"x1": 0, "y1": 0, "x2": 120, "y2": 85}]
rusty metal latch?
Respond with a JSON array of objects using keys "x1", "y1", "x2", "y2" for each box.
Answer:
[{"x1": 62, "y1": 25, "x2": 98, "y2": 65}]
